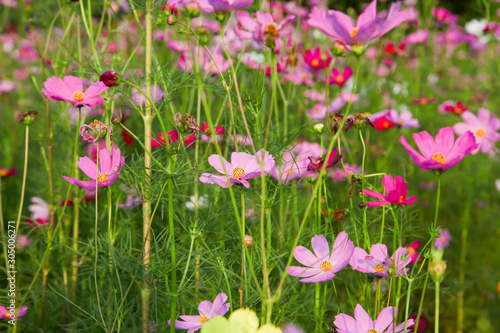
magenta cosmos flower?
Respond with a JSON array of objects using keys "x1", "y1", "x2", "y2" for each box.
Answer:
[
  {"x1": 234, "y1": 11, "x2": 295, "y2": 51},
  {"x1": 364, "y1": 175, "x2": 417, "y2": 207},
  {"x1": 208, "y1": 0, "x2": 252, "y2": 11},
  {"x1": 349, "y1": 243, "x2": 411, "y2": 278},
  {"x1": 63, "y1": 146, "x2": 125, "y2": 192},
  {"x1": 288, "y1": 232, "x2": 354, "y2": 283},
  {"x1": 334, "y1": 304, "x2": 414, "y2": 333},
  {"x1": 453, "y1": 108, "x2": 500, "y2": 155},
  {"x1": 0, "y1": 305, "x2": 28, "y2": 320},
  {"x1": 199, "y1": 149, "x2": 275, "y2": 189},
  {"x1": 168, "y1": 293, "x2": 229, "y2": 332},
  {"x1": 400, "y1": 127, "x2": 477, "y2": 171},
  {"x1": 42, "y1": 76, "x2": 108, "y2": 108},
  {"x1": 307, "y1": 0, "x2": 411, "y2": 45}
]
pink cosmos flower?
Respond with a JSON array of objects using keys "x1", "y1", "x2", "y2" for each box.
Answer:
[
  {"x1": 199, "y1": 149, "x2": 275, "y2": 188},
  {"x1": 307, "y1": 149, "x2": 341, "y2": 171},
  {"x1": 330, "y1": 164, "x2": 362, "y2": 182},
  {"x1": 407, "y1": 241, "x2": 421, "y2": 264},
  {"x1": 16, "y1": 235, "x2": 33, "y2": 249},
  {"x1": 26, "y1": 197, "x2": 50, "y2": 227},
  {"x1": 304, "y1": 47, "x2": 332, "y2": 70},
  {"x1": 329, "y1": 67, "x2": 353, "y2": 87},
  {"x1": 432, "y1": 7, "x2": 458, "y2": 25},
  {"x1": 387, "y1": 110, "x2": 420, "y2": 128},
  {"x1": 285, "y1": 65, "x2": 315, "y2": 86},
  {"x1": 270, "y1": 151, "x2": 311, "y2": 184},
  {"x1": 42, "y1": 76, "x2": 108, "y2": 108},
  {"x1": 412, "y1": 95, "x2": 436, "y2": 105},
  {"x1": 334, "y1": 304, "x2": 414, "y2": 333},
  {"x1": 178, "y1": 47, "x2": 230, "y2": 75},
  {"x1": 131, "y1": 84, "x2": 164, "y2": 107},
  {"x1": 403, "y1": 29, "x2": 430, "y2": 44},
  {"x1": 400, "y1": 127, "x2": 478, "y2": 171},
  {"x1": 168, "y1": 293, "x2": 230, "y2": 332},
  {"x1": 434, "y1": 228, "x2": 451, "y2": 249},
  {"x1": 349, "y1": 243, "x2": 411, "y2": 277},
  {"x1": 0, "y1": 166, "x2": 16, "y2": 177},
  {"x1": 438, "y1": 100, "x2": 468, "y2": 115},
  {"x1": 0, "y1": 305, "x2": 28, "y2": 320},
  {"x1": 167, "y1": 0, "x2": 216, "y2": 14},
  {"x1": 0, "y1": 80, "x2": 16, "y2": 94},
  {"x1": 364, "y1": 175, "x2": 417, "y2": 207},
  {"x1": 207, "y1": 0, "x2": 252, "y2": 11},
  {"x1": 62, "y1": 146, "x2": 125, "y2": 192},
  {"x1": 234, "y1": 11, "x2": 296, "y2": 51},
  {"x1": 288, "y1": 232, "x2": 354, "y2": 283},
  {"x1": 453, "y1": 108, "x2": 500, "y2": 155},
  {"x1": 307, "y1": 0, "x2": 411, "y2": 45}
]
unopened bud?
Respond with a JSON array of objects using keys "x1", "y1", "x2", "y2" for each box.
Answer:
[
  {"x1": 17, "y1": 110, "x2": 38, "y2": 126},
  {"x1": 185, "y1": 1, "x2": 200, "y2": 17},
  {"x1": 352, "y1": 44, "x2": 365, "y2": 56},
  {"x1": 167, "y1": 15, "x2": 176, "y2": 25},
  {"x1": 358, "y1": 201, "x2": 366, "y2": 208},
  {"x1": 99, "y1": 70, "x2": 121, "y2": 87},
  {"x1": 313, "y1": 123, "x2": 324, "y2": 134},
  {"x1": 333, "y1": 41, "x2": 347, "y2": 57},
  {"x1": 243, "y1": 235, "x2": 253, "y2": 247},
  {"x1": 111, "y1": 114, "x2": 122, "y2": 124},
  {"x1": 429, "y1": 260, "x2": 447, "y2": 283}
]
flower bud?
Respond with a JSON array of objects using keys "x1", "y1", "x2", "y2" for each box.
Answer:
[
  {"x1": 352, "y1": 44, "x2": 365, "y2": 56},
  {"x1": 111, "y1": 114, "x2": 122, "y2": 124},
  {"x1": 358, "y1": 201, "x2": 366, "y2": 208},
  {"x1": 167, "y1": 15, "x2": 176, "y2": 25},
  {"x1": 243, "y1": 235, "x2": 253, "y2": 247},
  {"x1": 185, "y1": 1, "x2": 200, "y2": 17},
  {"x1": 17, "y1": 110, "x2": 38, "y2": 126},
  {"x1": 429, "y1": 259, "x2": 447, "y2": 283},
  {"x1": 313, "y1": 123, "x2": 324, "y2": 134},
  {"x1": 99, "y1": 70, "x2": 121, "y2": 87},
  {"x1": 333, "y1": 41, "x2": 347, "y2": 57}
]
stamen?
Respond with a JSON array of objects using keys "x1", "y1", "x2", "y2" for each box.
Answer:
[
  {"x1": 264, "y1": 23, "x2": 279, "y2": 38},
  {"x1": 399, "y1": 195, "x2": 404, "y2": 203},
  {"x1": 73, "y1": 91, "x2": 84, "y2": 101},
  {"x1": 368, "y1": 330, "x2": 379, "y2": 333},
  {"x1": 476, "y1": 129, "x2": 486, "y2": 137},
  {"x1": 321, "y1": 261, "x2": 333, "y2": 272},
  {"x1": 232, "y1": 167, "x2": 245, "y2": 179},
  {"x1": 408, "y1": 247, "x2": 416, "y2": 255},
  {"x1": 431, "y1": 152, "x2": 446, "y2": 166},
  {"x1": 350, "y1": 27, "x2": 359, "y2": 39},
  {"x1": 199, "y1": 315, "x2": 208, "y2": 324},
  {"x1": 98, "y1": 173, "x2": 108, "y2": 183},
  {"x1": 311, "y1": 59, "x2": 320, "y2": 68},
  {"x1": 374, "y1": 264, "x2": 385, "y2": 272}
]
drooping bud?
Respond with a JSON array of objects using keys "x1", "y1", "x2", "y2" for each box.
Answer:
[
  {"x1": 99, "y1": 70, "x2": 121, "y2": 87},
  {"x1": 80, "y1": 119, "x2": 112, "y2": 142},
  {"x1": 174, "y1": 113, "x2": 199, "y2": 135},
  {"x1": 111, "y1": 114, "x2": 122, "y2": 124},
  {"x1": 17, "y1": 110, "x2": 38, "y2": 126}
]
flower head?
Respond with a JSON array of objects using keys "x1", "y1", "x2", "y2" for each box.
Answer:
[
  {"x1": 26, "y1": 197, "x2": 50, "y2": 227},
  {"x1": 349, "y1": 243, "x2": 411, "y2": 277},
  {"x1": 453, "y1": 108, "x2": 500, "y2": 155},
  {"x1": 434, "y1": 228, "x2": 451, "y2": 249},
  {"x1": 200, "y1": 149, "x2": 275, "y2": 188},
  {"x1": 307, "y1": 149, "x2": 341, "y2": 171},
  {"x1": 438, "y1": 100, "x2": 468, "y2": 115},
  {"x1": 329, "y1": 67, "x2": 353, "y2": 87},
  {"x1": 0, "y1": 305, "x2": 28, "y2": 320},
  {"x1": 99, "y1": 70, "x2": 121, "y2": 87},
  {"x1": 0, "y1": 166, "x2": 16, "y2": 178},
  {"x1": 334, "y1": 304, "x2": 414, "y2": 333},
  {"x1": 304, "y1": 47, "x2": 332, "y2": 70},
  {"x1": 307, "y1": 1, "x2": 411, "y2": 45},
  {"x1": 62, "y1": 146, "x2": 125, "y2": 191},
  {"x1": 42, "y1": 76, "x2": 108, "y2": 108},
  {"x1": 400, "y1": 127, "x2": 478, "y2": 171},
  {"x1": 407, "y1": 241, "x2": 421, "y2": 264},
  {"x1": 168, "y1": 293, "x2": 230, "y2": 332},
  {"x1": 288, "y1": 232, "x2": 354, "y2": 283},
  {"x1": 364, "y1": 175, "x2": 417, "y2": 207}
]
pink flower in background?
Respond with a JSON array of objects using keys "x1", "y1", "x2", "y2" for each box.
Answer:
[
  {"x1": 0, "y1": 80, "x2": 16, "y2": 94},
  {"x1": 200, "y1": 149, "x2": 275, "y2": 188},
  {"x1": 400, "y1": 127, "x2": 478, "y2": 171},
  {"x1": 152, "y1": 131, "x2": 196, "y2": 148},
  {"x1": 307, "y1": 0, "x2": 411, "y2": 45},
  {"x1": 26, "y1": 197, "x2": 50, "y2": 227},
  {"x1": 453, "y1": 108, "x2": 500, "y2": 155},
  {"x1": 208, "y1": 0, "x2": 253, "y2": 11},
  {"x1": 331, "y1": 164, "x2": 362, "y2": 182},
  {"x1": 408, "y1": 241, "x2": 421, "y2": 264},
  {"x1": 178, "y1": 47, "x2": 230, "y2": 75},
  {"x1": 16, "y1": 235, "x2": 33, "y2": 249},
  {"x1": 364, "y1": 175, "x2": 417, "y2": 207},
  {"x1": 370, "y1": 110, "x2": 396, "y2": 130},
  {"x1": 432, "y1": 7, "x2": 458, "y2": 25},
  {"x1": 285, "y1": 65, "x2": 315, "y2": 86},
  {"x1": 131, "y1": 84, "x2": 164, "y2": 107},
  {"x1": 167, "y1": 0, "x2": 215, "y2": 13},
  {"x1": 438, "y1": 100, "x2": 468, "y2": 115},
  {"x1": 0, "y1": 305, "x2": 28, "y2": 320},
  {"x1": 234, "y1": 11, "x2": 296, "y2": 51},
  {"x1": 403, "y1": 29, "x2": 429, "y2": 44},
  {"x1": 270, "y1": 151, "x2": 311, "y2": 184},
  {"x1": 230, "y1": 134, "x2": 253, "y2": 146},
  {"x1": 304, "y1": 47, "x2": 332, "y2": 70},
  {"x1": 168, "y1": 293, "x2": 230, "y2": 332},
  {"x1": 288, "y1": 232, "x2": 354, "y2": 283},
  {"x1": 0, "y1": 166, "x2": 16, "y2": 177},
  {"x1": 63, "y1": 146, "x2": 125, "y2": 192},
  {"x1": 17, "y1": 45, "x2": 38, "y2": 62},
  {"x1": 388, "y1": 110, "x2": 420, "y2": 128},
  {"x1": 329, "y1": 67, "x2": 353, "y2": 87},
  {"x1": 434, "y1": 228, "x2": 451, "y2": 249},
  {"x1": 334, "y1": 304, "x2": 414, "y2": 333},
  {"x1": 307, "y1": 149, "x2": 341, "y2": 171},
  {"x1": 413, "y1": 95, "x2": 436, "y2": 105},
  {"x1": 42, "y1": 76, "x2": 108, "y2": 108},
  {"x1": 350, "y1": 243, "x2": 411, "y2": 277}
]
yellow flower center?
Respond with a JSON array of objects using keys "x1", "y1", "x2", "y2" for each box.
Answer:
[
  {"x1": 321, "y1": 261, "x2": 333, "y2": 272},
  {"x1": 431, "y1": 152, "x2": 446, "y2": 166},
  {"x1": 73, "y1": 91, "x2": 85, "y2": 101},
  {"x1": 374, "y1": 264, "x2": 385, "y2": 272},
  {"x1": 199, "y1": 315, "x2": 208, "y2": 324},
  {"x1": 0, "y1": 169, "x2": 7, "y2": 177},
  {"x1": 264, "y1": 23, "x2": 279, "y2": 38},
  {"x1": 98, "y1": 173, "x2": 108, "y2": 183},
  {"x1": 335, "y1": 76, "x2": 344, "y2": 84},
  {"x1": 311, "y1": 59, "x2": 320, "y2": 68},
  {"x1": 408, "y1": 247, "x2": 416, "y2": 255},
  {"x1": 398, "y1": 120, "x2": 405, "y2": 125},
  {"x1": 440, "y1": 235, "x2": 447, "y2": 242},
  {"x1": 368, "y1": 330, "x2": 379, "y2": 333},
  {"x1": 382, "y1": 120, "x2": 391, "y2": 129},
  {"x1": 350, "y1": 27, "x2": 359, "y2": 39},
  {"x1": 454, "y1": 107, "x2": 463, "y2": 114},
  {"x1": 399, "y1": 195, "x2": 404, "y2": 203},
  {"x1": 232, "y1": 167, "x2": 245, "y2": 179},
  {"x1": 90, "y1": 119, "x2": 106, "y2": 128},
  {"x1": 476, "y1": 129, "x2": 486, "y2": 137}
]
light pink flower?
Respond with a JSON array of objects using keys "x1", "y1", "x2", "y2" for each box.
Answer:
[
  {"x1": 403, "y1": 29, "x2": 429, "y2": 44},
  {"x1": 131, "y1": 84, "x2": 164, "y2": 107},
  {"x1": 63, "y1": 146, "x2": 125, "y2": 192},
  {"x1": 307, "y1": 0, "x2": 411, "y2": 45},
  {"x1": 200, "y1": 149, "x2": 275, "y2": 188},
  {"x1": 453, "y1": 108, "x2": 500, "y2": 154},
  {"x1": 334, "y1": 304, "x2": 413, "y2": 333},
  {"x1": 42, "y1": 76, "x2": 108, "y2": 108},
  {"x1": 208, "y1": 0, "x2": 252, "y2": 11},
  {"x1": 349, "y1": 243, "x2": 411, "y2": 278},
  {"x1": 270, "y1": 151, "x2": 311, "y2": 184}
]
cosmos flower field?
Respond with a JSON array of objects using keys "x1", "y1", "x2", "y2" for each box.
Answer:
[{"x1": 1, "y1": 0, "x2": 500, "y2": 332}]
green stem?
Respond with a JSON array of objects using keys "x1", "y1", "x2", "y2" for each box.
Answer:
[{"x1": 435, "y1": 281, "x2": 440, "y2": 333}]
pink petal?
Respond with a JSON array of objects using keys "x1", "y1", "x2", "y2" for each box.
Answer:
[
  {"x1": 435, "y1": 127, "x2": 455, "y2": 156},
  {"x1": 288, "y1": 266, "x2": 322, "y2": 278},
  {"x1": 370, "y1": 243, "x2": 388, "y2": 262},
  {"x1": 374, "y1": 306, "x2": 396, "y2": 332},
  {"x1": 63, "y1": 75, "x2": 83, "y2": 92},
  {"x1": 356, "y1": 0, "x2": 377, "y2": 27},
  {"x1": 413, "y1": 131, "x2": 435, "y2": 158},
  {"x1": 334, "y1": 313, "x2": 357, "y2": 333},
  {"x1": 311, "y1": 235, "x2": 330, "y2": 261},
  {"x1": 354, "y1": 304, "x2": 373, "y2": 331},
  {"x1": 364, "y1": 189, "x2": 387, "y2": 200},
  {"x1": 293, "y1": 245, "x2": 320, "y2": 267},
  {"x1": 235, "y1": 11, "x2": 258, "y2": 32},
  {"x1": 84, "y1": 81, "x2": 108, "y2": 98},
  {"x1": 99, "y1": 148, "x2": 112, "y2": 174},
  {"x1": 299, "y1": 270, "x2": 335, "y2": 283},
  {"x1": 198, "y1": 301, "x2": 212, "y2": 317},
  {"x1": 399, "y1": 135, "x2": 426, "y2": 168},
  {"x1": 77, "y1": 156, "x2": 99, "y2": 179},
  {"x1": 207, "y1": 154, "x2": 233, "y2": 175},
  {"x1": 199, "y1": 173, "x2": 230, "y2": 188}
]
